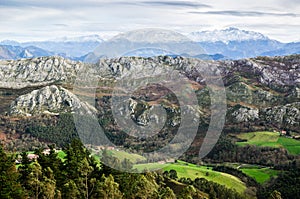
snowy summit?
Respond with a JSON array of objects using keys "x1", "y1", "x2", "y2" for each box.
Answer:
[{"x1": 188, "y1": 27, "x2": 269, "y2": 43}]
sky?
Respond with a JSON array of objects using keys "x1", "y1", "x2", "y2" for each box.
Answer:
[{"x1": 0, "y1": 0, "x2": 299, "y2": 42}]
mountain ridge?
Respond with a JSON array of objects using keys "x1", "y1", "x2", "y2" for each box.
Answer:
[{"x1": 0, "y1": 28, "x2": 299, "y2": 61}]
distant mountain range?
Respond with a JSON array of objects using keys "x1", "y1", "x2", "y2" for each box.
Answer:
[
  {"x1": 189, "y1": 27, "x2": 299, "y2": 59},
  {"x1": 0, "y1": 28, "x2": 299, "y2": 61},
  {"x1": 0, "y1": 35, "x2": 103, "y2": 59},
  {"x1": 0, "y1": 45, "x2": 53, "y2": 59}
]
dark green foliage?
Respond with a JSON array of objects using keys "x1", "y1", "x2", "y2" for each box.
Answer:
[
  {"x1": 163, "y1": 169, "x2": 178, "y2": 180},
  {"x1": 257, "y1": 168, "x2": 300, "y2": 199},
  {"x1": 2, "y1": 139, "x2": 284, "y2": 198},
  {"x1": 205, "y1": 135, "x2": 298, "y2": 167},
  {"x1": 25, "y1": 113, "x2": 79, "y2": 148},
  {"x1": 192, "y1": 177, "x2": 246, "y2": 199},
  {"x1": 0, "y1": 145, "x2": 26, "y2": 199}
]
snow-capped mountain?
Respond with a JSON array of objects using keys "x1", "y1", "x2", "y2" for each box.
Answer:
[
  {"x1": 188, "y1": 27, "x2": 269, "y2": 43},
  {"x1": 184, "y1": 27, "x2": 297, "y2": 59},
  {"x1": 0, "y1": 28, "x2": 299, "y2": 61}
]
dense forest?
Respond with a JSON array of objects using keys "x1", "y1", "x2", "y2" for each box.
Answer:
[
  {"x1": 0, "y1": 140, "x2": 249, "y2": 199},
  {"x1": 2, "y1": 139, "x2": 300, "y2": 198}
]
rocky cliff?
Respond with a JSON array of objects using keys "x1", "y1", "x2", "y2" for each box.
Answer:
[
  {"x1": 9, "y1": 85, "x2": 96, "y2": 116},
  {"x1": 0, "y1": 55, "x2": 299, "y2": 133},
  {"x1": 0, "y1": 56, "x2": 82, "y2": 89}
]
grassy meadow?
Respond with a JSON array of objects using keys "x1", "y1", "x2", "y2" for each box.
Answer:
[{"x1": 236, "y1": 131, "x2": 300, "y2": 155}]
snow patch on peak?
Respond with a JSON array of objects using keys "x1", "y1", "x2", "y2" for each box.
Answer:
[
  {"x1": 20, "y1": 49, "x2": 34, "y2": 58},
  {"x1": 188, "y1": 27, "x2": 269, "y2": 43}
]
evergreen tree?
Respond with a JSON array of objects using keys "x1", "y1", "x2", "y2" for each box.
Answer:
[
  {"x1": 179, "y1": 185, "x2": 197, "y2": 199},
  {"x1": 26, "y1": 161, "x2": 43, "y2": 199},
  {"x1": 0, "y1": 145, "x2": 26, "y2": 199},
  {"x1": 19, "y1": 151, "x2": 33, "y2": 194},
  {"x1": 62, "y1": 179, "x2": 81, "y2": 199},
  {"x1": 91, "y1": 174, "x2": 123, "y2": 199},
  {"x1": 159, "y1": 187, "x2": 176, "y2": 199},
  {"x1": 62, "y1": 139, "x2": 99, "y2": 198}
]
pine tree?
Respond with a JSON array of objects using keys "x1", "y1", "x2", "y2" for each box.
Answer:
[
  {"x1": 62, "y1": 179, "x2": 81, "y2": 199},
  {"x1": 91, "y1": 174, "x2": 123, "y2": 199},
  {"x1": 19, "y1": 151, "x2": 33, "y2": 194},
  {"x1": 27, "y1": 161, "x2": 43, "y2": 199},
  {"x1": 0, "y1": 145, "x2": 26, "y2": 199},
  {"x1": 62, "y1": 139, "x2": 98, "y2": 198},
  {"x1": 179, "y1": 185, "x2": 197, "y2": 199},
  {"x1": 159, "y1": 187, "x2": 176, "y2": 199},
  {"x1": 40, "y1": 167, "x2": 57, "y2": 199}
]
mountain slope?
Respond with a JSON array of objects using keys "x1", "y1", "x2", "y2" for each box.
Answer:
[
  {"x1": 188, "y1": 27, "x2": 269, "y2": 43},
  {"x1": 187, "y1": 27, "x2": 300, "y2": 59},
  {"x1": 0, "y1": 45, "x2": 53, "y2": 60},
  {"x1": 10, "y1": 85, "x2": 97, "y2": 116},
  {"x1": 0, "y1": 56, "x2": 82, "y2": 88}
]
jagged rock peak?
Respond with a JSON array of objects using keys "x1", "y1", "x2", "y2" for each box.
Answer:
[
  {"x1": 9, "y1": 85, "x2": 97, "y2": 116},
  {"x1": 0, "y1": 56, "x2": 82, "y2": 89}
]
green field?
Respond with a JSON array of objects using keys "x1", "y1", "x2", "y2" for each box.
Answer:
[
  {"x1": 97, "y1": 149, "x2": 146, "y2": 163},
  {"x1": 236, "y1": 131, "x2": 300, "y2": 155},
  {"x1": 240, "y1": 167, "x2": 278, "y2": 183},
  {"x1": 134, "y1": 161, "x2": 246, "y2": 193}
]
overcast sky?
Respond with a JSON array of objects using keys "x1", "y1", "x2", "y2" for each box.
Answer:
[{"x1": 0, "y1": 0, "x2": 299, "y2": 42}]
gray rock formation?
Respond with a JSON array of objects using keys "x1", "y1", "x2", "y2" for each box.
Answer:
[
  {"x1": 0, "y1": 55, "x2": 298, "y2": 132},
  {"x1": 228, "y1": 102, "x2": 299, "y2": 131},
  {"x1": 231, "y1": 106, "x2": 259, "y2": 123},
  {"x1": 261, "y1": 102, "x2": 300, "y2": 128},
  {"x1": 0, "y1": 56, "x2": 82, "y2": 89},
  {"x1": 9, "y1": 85, "x2": 97, "y2": 116}
]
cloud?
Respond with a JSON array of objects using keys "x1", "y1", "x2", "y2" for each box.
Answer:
[
  {"x1": 0, "y1": 0, "x2": 212, "y2": 10},
  {"x1": 0, "y1": 0, "x2": 105, "y2": 9},
  {"x1": 141, "y1": 1, "x2": 212, "y2": 8},
  {"x1": 189, "y1": 10, "x2": 299, "y2": 17},
  {"x1": 0, "y1": 0, "x2": 298, "y2": 42},
  {"x1": 52, "y1": 24, "x2": 69, "y2": 27}
]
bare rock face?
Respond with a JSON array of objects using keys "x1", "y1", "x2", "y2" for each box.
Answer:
[
  {"x1": 231, "y1": 57, "x2": 300, "y2": 87},
  {"x1": 0, "y1": 56, "x2": 82, "y2": 89},
  {"x1": 228, "y1": 102, "x2": 299, "y2": 131},
  {"x1": 1, "y1": 55, "x2": 299, "y2": 133},
  {"x1": 9, "y1": 85, "x2": 97, "y2": 116},
  {"x1": 229, "y1": 106, "x2": 259, "y2": 123},
  {"x1": 261, "y1": 102, "x2": 300, "y2": 128}
]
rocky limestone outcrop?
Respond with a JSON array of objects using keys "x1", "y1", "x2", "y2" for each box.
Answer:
[
  {"x1": 9, "y1": 85, "x2": 97, "y2": 116},
  {"x1": 228, "y1": 102, "x2": 300, "y2": 131},
  {"x1": 1, "y1": 55, "x2": 299, "y2": 132},
  {"x1": 227, "y1": 56, "x2": 300, "y2": 87},
  {"x1": 261, "y1": 102, "x2": 300, "y2": 128},
  {"x1": 0, "y1": 56, "x2": 82, "y2": 88},
  {"x1": 1, "y1": 55, "x2": 299, "y2": 89},
  {"x1": 229, "y1": 105, "x2": 259, "y2": 123}
]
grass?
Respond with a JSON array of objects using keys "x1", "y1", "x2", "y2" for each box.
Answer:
[
  {"x1": 134, "y1": 160, "x2": 246, "y2": 194},
  {"x1": 97, "y1": 149, "x2": 146, "y2": 163},
  {"x1": 236, "y1": 131, "x2": 300, "y2": 155},
  {"x1": 240, "y1": 167, "x2": 278, "y2": 184},
  {"x1": 23, "y1": 148, "x2": 145, "y2": 164},
  {"x1": 57, "y1": 151, "x2": 67, "y2": 160}
]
